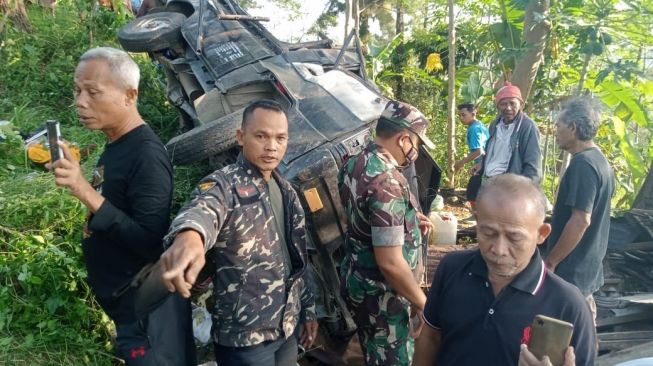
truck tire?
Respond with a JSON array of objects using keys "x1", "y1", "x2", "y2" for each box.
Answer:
[
  {"x1": 118, "y1": 12, "x2": 186, "y2": 53},
  {"x1": 165, "y1": 108, "x2": 243, "y2": 165}
]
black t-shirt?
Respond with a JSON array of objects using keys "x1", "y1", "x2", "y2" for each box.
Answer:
[
  {"x1": 544, "y1": 147, "x2": 614, "y2": 295},
  {"x1": 423, "y1": 249, "x2": 596, "y2": 366},
  {"x1": 82, "y1": 124, "x2": 173, "y2": 324}
]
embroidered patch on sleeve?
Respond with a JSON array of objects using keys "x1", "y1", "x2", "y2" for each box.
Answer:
[{"x1": 198, "y1": 181, "x2": 217, "y2": 192}]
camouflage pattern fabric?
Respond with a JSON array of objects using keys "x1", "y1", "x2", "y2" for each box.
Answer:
[
  {"x1": 163, "y1": 155, "x2": 316, "y2": 348},
  {"x1": 380, "y1": 100, "x2": 435, "y2": 150},
  {"x1": 340, "y1": 270, "x2": 413, "y2": 365},
  {"x1": 337, "y1": 141, "x2": 423, "y2": 365}
]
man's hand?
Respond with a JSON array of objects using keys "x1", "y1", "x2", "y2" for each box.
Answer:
[
  {"x1": 299, "y1": 320, "x2": 319, "y2": 349},
  {"x1": 47, "y1": 142, "x2": 104, "y2": 212},
  {"x1": 454, "y1": 160, "x2": 464, "y2": 172},
  {"x1": 518, "y1": 344, "x2": 575, "y2": 366},
  {"x1": 161, "y1": 230, "x2": 205, "y2": 298},
  {"x1": 47, "y1": 142, "x2": 90, "y2": 196},
  {"x1": 409, "y1": 309, "x2": 424, "y2": 339},
  {"x1": 417, "y1": 212, "x2": 433, "y2": 236},
  {"x1": 471, "y1": 163, "x2": 482, "y2": 176}
]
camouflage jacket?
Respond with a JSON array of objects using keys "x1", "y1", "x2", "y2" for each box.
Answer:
[
  {"x1": 338, "y1": 141, "x2": 423, "y2": 285},
  {"x1": 164, "y1": 155, "x2": 316, "y2": 347}
]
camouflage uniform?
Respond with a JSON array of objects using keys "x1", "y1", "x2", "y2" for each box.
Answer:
[
  {"x1": 163, "y1": 155, "x2": 316, "y2": 348},
  {"x1": 338, "y1": 101, "x2": 431, "y2": 365}
]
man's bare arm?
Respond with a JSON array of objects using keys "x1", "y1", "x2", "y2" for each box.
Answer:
[
  {"x1": 374, "y1": 245, "x2": 426, "y2": 310},
  {"x1": 455, "y1": 149, "x2": 482, "y2": 171},
  {"x1": 545, "y1": 208, "x2": 590, "y2": 271}
]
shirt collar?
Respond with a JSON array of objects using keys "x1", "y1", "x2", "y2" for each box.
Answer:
[
  {"x1": 469, "y1": 249, "x2": 547, "y2": 296},
  {"x1": 499, "y1": 111, "x2": 524, "y2": 130},
  {"x1": 367, "y1": 141, "x2": 400, "y2": 167},
  {"x1": 236, "y1": 152, "x2": 280, "y2": 187}
]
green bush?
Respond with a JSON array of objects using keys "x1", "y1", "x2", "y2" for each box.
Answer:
[
  {"x1": 0, "y1": 172, "x2": 115, "y2": 365},
  {"x1": 0, "y1": 1, "x2": 181, "y2": 364}
]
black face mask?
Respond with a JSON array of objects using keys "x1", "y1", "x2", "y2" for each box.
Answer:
[{"x1": 398, "y1": 137, "x2": 418, "y2": 170}]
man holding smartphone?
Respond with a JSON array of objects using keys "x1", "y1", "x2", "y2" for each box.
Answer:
[
  {"x1": 49, "y1": 47, "x2": 195, "y2": 365},
  {"x1": 413, "y1": 174, "x2": 596, "y2": 366}
]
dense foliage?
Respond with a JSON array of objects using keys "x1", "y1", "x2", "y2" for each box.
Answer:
[
  {"x1": 352, "y1": 0, "x2": 653, "y2": 207},
  {"x1": 0, "y1": 1, "x2": 184, "y2": 364}
]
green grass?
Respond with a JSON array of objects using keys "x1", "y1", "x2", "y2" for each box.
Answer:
[{"x1": 0, "y1": 1, "x2": 194, "y2": 364}]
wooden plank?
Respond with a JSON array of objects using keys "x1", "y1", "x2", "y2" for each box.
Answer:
[
  {"x1": 597, "y1": 312, "x2": 653, "y2": 328},
  {"x1": 600, "y1": 339, "x2": 652, "y2": 353},
  {"x1": 598, "y1": 331, "x2": 653, "y2": 353},
  {"x1": 599, "y1": 331, "x2": 653, "y2": 341},
  {"x1": 598, "y1": 341, "x2": 653, "y2": 365}
]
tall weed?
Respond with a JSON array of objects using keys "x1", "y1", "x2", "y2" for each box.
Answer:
[{"x1": 0, "y1": 1, "x2": 179, "y2": 364}]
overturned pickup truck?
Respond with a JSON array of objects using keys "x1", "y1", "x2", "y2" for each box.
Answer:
[{"x1": 117, "y1": 0, "x2": 442, "y2": 354}]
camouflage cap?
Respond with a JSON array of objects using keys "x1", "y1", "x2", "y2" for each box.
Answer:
[{"x1": 379, "y1": 100, "x2": 435, "y2": 150}]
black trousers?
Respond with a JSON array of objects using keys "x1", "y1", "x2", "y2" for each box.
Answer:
[
  {"x1": 115, "y1": 293, "x2": 197, "y2": 366},
  {"x1": 214, "y1": 335, "x2": 298, "y2": 366},
  {"x1": 466, "y1": 174, "x2": 483, "y2": 202}
]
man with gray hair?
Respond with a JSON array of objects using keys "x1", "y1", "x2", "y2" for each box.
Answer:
[
  {"x1": 542, "y1": 97, "x2": 615, "y2": 321},
  {"x1": 49, "y1": 47, "x2": 196, "y2": 365},
  {"x1": 413, "y1": 174, "x2": 596, "y2": 366}
]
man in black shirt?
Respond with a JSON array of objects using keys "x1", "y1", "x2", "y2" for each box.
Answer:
[
  {"x1": 543, "y1": 97, "x2": 615, "y2": 320},
  {"x1": 413, "y1": 174, "x2": 595, "y2": 366},
  {"x1": 50, "y1": 47, "x2": 195, "y2": 365}
]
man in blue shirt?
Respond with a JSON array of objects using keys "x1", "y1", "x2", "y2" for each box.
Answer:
[{"x1": 454, "y1": 103, "x2": 489, "y2": 210}]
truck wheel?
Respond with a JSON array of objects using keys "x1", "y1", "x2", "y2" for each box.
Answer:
[
  {"x1": 165, "y1": 109, "x2": 243, "y2": 166},
  {"x1": 118, "y1": 12, "x2": 186, "y2": 53}
]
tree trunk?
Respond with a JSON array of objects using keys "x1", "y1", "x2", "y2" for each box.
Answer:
[
  {"x1": 512, "y1": 0, "x2": 550, "y2": 100},
  {"x1": 344, "y1": 0, "x2": 351, "y2": 43},
  {"x1": 353, "y1": 0, "x2": 360, "y2": 36},
  {"x1": 633, "y1": 162, "x2": 653, "y2": 210},
  {"x1": 446, "y1": 0, "x2": 456, "y2": 188},
  {"x1": 0, "y1": 0, "x2": 33, "y2": 32},
  {"x1": 496, "y1": 0, "x2": 550, "y2": 101},
  {"x1": 394, "y1": 2, "x2": 405, "y2": 100},
  {"x1": 575, "y1": 53, "x2": 592, "y2": 95}
]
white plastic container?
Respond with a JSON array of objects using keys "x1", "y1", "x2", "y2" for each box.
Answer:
[
  {"x1": 430, "y1": 194, "x2": 444, "y2": 212},
  {"x1": 428, "y1": 212, "x2": 458, "y2": 246}
]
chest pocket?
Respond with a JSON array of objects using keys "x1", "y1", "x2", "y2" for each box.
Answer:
[
  {"x1": 235, "y1": 183, "x2": 261, "y2": 205},
  {"x1": 225, "y1": 182, "x2": 263, "y2": 256}
]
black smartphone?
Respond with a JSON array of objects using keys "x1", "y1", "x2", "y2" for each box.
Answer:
[
  {"x1": 528, "y1": 314, "x2": 574, "y2": 366},
  {"x1": 46, "y1": 120, "x2": 63, "y2": 162}
]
